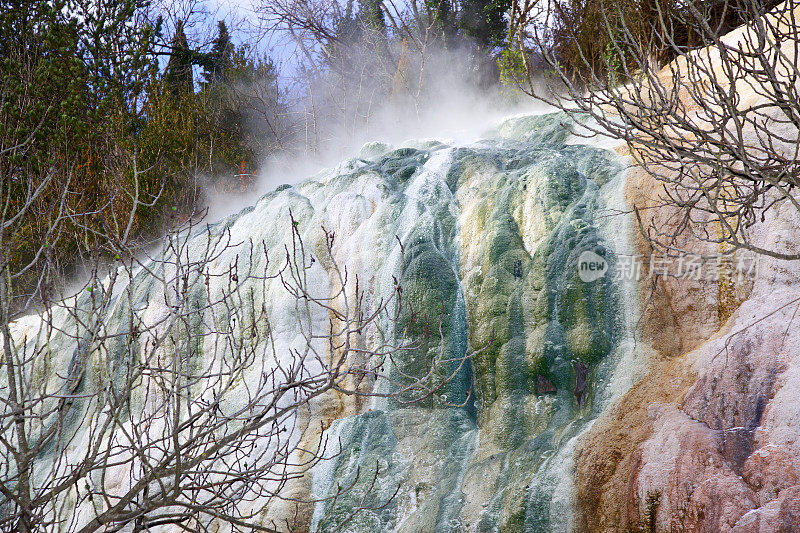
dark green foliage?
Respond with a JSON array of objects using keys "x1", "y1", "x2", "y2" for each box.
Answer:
[
  {"x1": 198, "y1": 43, "x2": 283, "y2": 187},
  {"x1": 426, "y1": 0, "x2": 457, "y2": 43},
  {"x1": 458, "y1": 0, "x2": 512, "y2": 50},
  {"x1": 201, "y1": 20, "x2": 234, "y2": 84},
  {"x1": 148, "y1": 19, "x2": 286, "y2": 193},
  {"x1": 0, "y1": 0, "x2": 159, "y2": 302},
  {"x1": 358, "y1": 0, "x2": 386, "y2": 33},
  {"x1": 1, "y1": 4, "x2": 288, "y2": 303},
  {"x1": 456, "y1": 0, "x2": 512, "y2": 85},
  {"x1": 72, "y1": 0, "x2": 158, "y2": 117},
  {"x1": 164, "y1": 20, "x2": 193, "y2": 99},
  {"x1": 331, "y1": 0, "x2": 360, "y2": 45}
]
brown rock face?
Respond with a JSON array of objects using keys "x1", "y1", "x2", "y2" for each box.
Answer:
[
  {"x1": 576, "y1": 136, "x2": 800, "y2": 533},
  {"x1": 578, "y1": 167, "x2": 800, "y2": 532},
  {"x1": 574, "y1": 3, "x2": 800, "y2": 530},
  {"x1": 574, "y1": 355, "x2": 695, "y2": 532},
  {"x1": 576, "y1": 143, "x2": 800, "y2": 532}
]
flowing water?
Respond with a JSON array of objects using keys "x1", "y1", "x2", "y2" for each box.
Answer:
[
  {"x1": 299, "y1": 112, "x2": 642, "y2": 532},
  {"x1": 7, "y1": 111, "x2": 643, "y2": 532}
]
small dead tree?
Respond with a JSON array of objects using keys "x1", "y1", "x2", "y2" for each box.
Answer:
[{"x1": 525, "y1": 0, "x2": 800, "y2": 260}]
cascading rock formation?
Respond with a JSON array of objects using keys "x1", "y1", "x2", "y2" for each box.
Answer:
[
  {"x1": 10, "y1": 106, "x2": 800, "y2": 532},
  {"x1": 303, "y1": 112, "x2": 638, "y2": 532},
  {"x1": 7, "y1": 112, "x2": 636, "y2": 532}
]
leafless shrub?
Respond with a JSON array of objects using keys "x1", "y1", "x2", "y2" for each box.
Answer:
[
  {"x1": 524, "y1": 0, "x2": 800, "y2": 260},
  {"x1": 1, "y1": 174, "x2": 480, "y2": 531}
]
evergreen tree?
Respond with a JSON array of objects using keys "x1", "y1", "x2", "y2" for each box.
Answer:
[
  {"x1": 73, "y1": 0, "x2": 158, "y2": 118},
  {"x1": 458, "y1": 0, "x2": 511, "y2": 50},
  {"x1": 0, "y1": 0, "x2": 161, "y2": 296},
  {"x1": 164, "y1": 20, "x2": 194, "y2": 99},
  {"x1": 202, "y1": 20, "x2": 234, "y2": 84},
  {"x1": 427, "y1": 0, "x2": 457, "y2": 44},
  {"x1": 358, "y1": 0, "x2": 386, "y2": 33}
]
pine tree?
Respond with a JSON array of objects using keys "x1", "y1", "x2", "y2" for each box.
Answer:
[
  {"x1": 358, "y1": 0, "x2": 386, "y2": 33},
  {"x1": 426, "y1": 0, "x2": 457, "y2": 44},
  {"x1": 164, "y1": 20, "x2": 194, "y2": 99},
  {"x1": 458, "y1": 0, "x2": 511, "y2": 50},
  {"x1": 202, "y1": 20, "x2": 234, "y2": 85}
]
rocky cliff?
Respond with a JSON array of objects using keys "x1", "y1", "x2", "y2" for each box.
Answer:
[{"x1": 575, "y1": 3, "x2": 800, "y2": 530}]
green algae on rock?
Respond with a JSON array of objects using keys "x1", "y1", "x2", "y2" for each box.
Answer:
[
  {"x1": 305, "y1": 112, "x2": 633, "y2": 532},
  {"x1": 7, "y1": 111, "x2": 638, "y2": 532}
]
